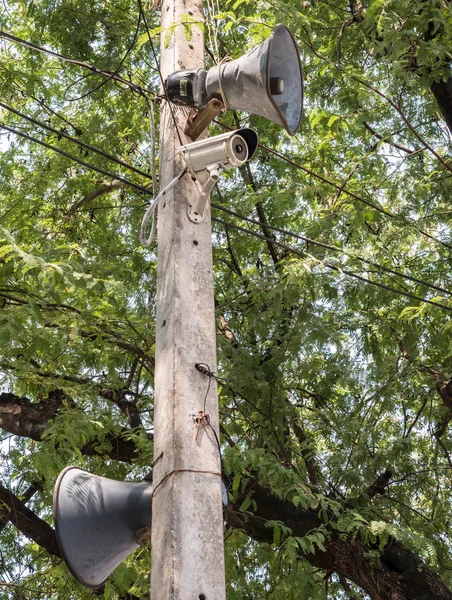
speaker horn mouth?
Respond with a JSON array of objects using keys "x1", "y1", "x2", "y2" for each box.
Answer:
[
  {"x1": 53, "y1": 466, "x2": 101, "y2": 588},
  {"x1": 53, "y1": 466, "x2": 153, "y2": 589},
  {"x1": 266, "y1": 24, "x2": 304, "y2": 135}
]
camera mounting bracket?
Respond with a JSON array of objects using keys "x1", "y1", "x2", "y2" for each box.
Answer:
[{"x1": 188, "y1": 163, "x2": 224, "y2": 223}]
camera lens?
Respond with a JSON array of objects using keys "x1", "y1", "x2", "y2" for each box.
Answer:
[{"x1": 230, "y1": 135, "x2": 248, "y2": 162}]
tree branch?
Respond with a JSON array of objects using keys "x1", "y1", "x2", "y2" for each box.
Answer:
[
  {"x1": 65, "y1": 180, "x2": 123, "y2": 219},
  {"x1": 292, "y1": 422, "x2": 321, "y2": 488},
  {"x1": 0, "y1": 483, "x2": 61, "y2": 558},
  {"x1": 363, "y1": 121, "x2": 416, "y2": 154},
  {"x1": 0, "y1": 483, "x2": 40, "y2": 533},
  {"x1": 227, "y1": 481, "x2": 452, "y2": 600},
  {"x1": 238, "y1": 164, "x2": 280, "y2": 265},
  {"x1": 0, "y1": 390, "x2": 67, "y2": 441},
  {"x1": 363, "y1": 468, "x2": 393, "y2": 500},
  {"x1": 0, "y1": 391, "x2": 139, "y2": 462}
]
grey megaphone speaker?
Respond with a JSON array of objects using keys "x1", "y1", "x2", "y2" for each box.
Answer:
[
  {"x1": 53, "y1": 466, "x2": 153, "y2": 589},
  {"x1": 165, "y1": 24, "x2": 303, "y2": 135}
]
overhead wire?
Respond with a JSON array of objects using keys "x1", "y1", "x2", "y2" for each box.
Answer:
[
  {"x1": 210, "y1": 202, "x2": 452, "y2": 298},
  {"x1": 0, "y1": 122, "x2": 153, "y2": 196},
  {"x1": 2, "y1": 104, "x2": 450, "y2": 299},
  {"x1": 3, "y1": 118, "x2": 451, "y2": 310},
  {"x1": 0, "y1": 30, "x2": 157, "y2": 97},
  {"x1": 136, "y1": 0, "x2": 184, "y2": 146},
  {"x1": 2, "y1": 27, "x2": 450, "y2": 257},
  {"x1": 28, "y1": 92, "x2": 82, "y2": 133},
  {"x1": 4, "y1": 28, "x2": 448, "y2": 254},
  {"x1": 66, "y1": 10, "x2": 142, "y2": 101},
  {"x1": 0, "y1": 111, "x2": 184, "y2": 247},
  {"x1": 259, "y1": 141, "x2": 452, "y2": 253},
  {"x1": 215, "y1": 120, "x2": 452, "y2": 252},
  {"x1": 211, "y1": 215, "x2": 452, "y2": 313},
  {"x1": 1, "y1": 27, "x2": 449, "y2": 294},
  {"x1": 0, "y1": 101, "x2": 153, "y2": 181}
]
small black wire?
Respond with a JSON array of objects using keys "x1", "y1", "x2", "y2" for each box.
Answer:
[
  {"x1": 212, "y1": 215, "x2": 452, "y2": 313},
  {"x1": 63, "y1": 71, "x2": 98, "y2": 99},
  {"x1": 136, "y1": 0, "x2": 184, "y2": 146},
  {"x1": 203, "y1": 376, "x2": 212, "y2": 414},
  {"x1": 195, "y1": 363, "x2": 215, "y2": 413},
  {"x1": 195, "y1": 363, "x2": 216, "y2": 378},
  {"x1": 195, "y1": 364, "x2": 223, "y2": 459},
  {"x1": 0, "y1": 122, "x2": 153, "y2": 196},
  {"x1": 66, "y1": 10, "x2": 142, "y2": 101}
]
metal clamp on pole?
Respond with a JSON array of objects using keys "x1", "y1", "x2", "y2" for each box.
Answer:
[{"x1": 188, "y1": 163, "x2": 223, "y2": 223}]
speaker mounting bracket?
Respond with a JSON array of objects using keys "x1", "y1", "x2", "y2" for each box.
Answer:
[
  {"x1": 136, "y1": 525, "x2": 152, "y2": 546},
  {"x1": 188, "y1": 163, "x2": 224, "y2": 224},
  {"x1": 185, "y1": 99, "x2": 224, "y2": 141}
]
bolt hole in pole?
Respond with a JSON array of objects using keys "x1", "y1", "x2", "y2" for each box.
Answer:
[
  {"x1": 193, "y1": 240, "x2": 198, "y2": 245},
  {"x1": 199, "y1": 595, "x2": 206, "y2": 600}
]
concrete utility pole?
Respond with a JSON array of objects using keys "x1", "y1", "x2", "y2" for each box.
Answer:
[{"x1": 150, "y1": 0, "x2": 226, "y2": 598}]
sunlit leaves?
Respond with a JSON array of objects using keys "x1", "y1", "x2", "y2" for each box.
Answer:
[{"x1": 1, "y1": 0, "x2": 452, "y2": 597}]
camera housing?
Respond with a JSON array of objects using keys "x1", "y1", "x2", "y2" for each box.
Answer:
[
  {"x1": 177, "y1": 128, "x2": 258, "y2": 224},
  {"x1": 177, "y1": 128, "x2": 258, "y2": 175}
]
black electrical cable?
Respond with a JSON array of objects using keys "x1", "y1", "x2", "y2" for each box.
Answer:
[
  {"x1": 3, "y1": 108, "x2": 448, "y2": 302},
  {"x1": 0, "y1": 101, "x2": 153, "y2": 181},
  {"x1": 0, "y1": 122, "x2": 153, "y2": 196},
  {"x1": 211, "y1": 202, "x2": 452, "y2": 298},
  {"x1": 28, "y1": 92, "x2": 81, "y2": 132},
  {"x1": 3, "y1": 92, "x2": 448, "y2": 301},
  {"x1": 0, "y1": 30, "x2": 157, "y2": 96},
  {"x1": 212, "y1": 215, "x2": 452, "y2": 314},
  {"x1": 66, "y1": 10, "x2": 142, "y2": 101},
  {"x1": 136, "y1": 0, "x2": 184, "y2": 146},
  {"x1": 2, "y1": 27, "x2": 448, "y2": 255},
  {"x1": 215, "y1": 119, "x2": 452, "y2": 253}
]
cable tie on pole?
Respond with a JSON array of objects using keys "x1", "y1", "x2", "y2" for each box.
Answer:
[
  {"x1": 217, "y1": 56, "x2": 232, "y2": 113},
  {"x1": 195, "y1": 363, "x2": 216, "y2": 378},
  {"x1": 140, "y1": 168, "x2": 187, "y2": 247}
]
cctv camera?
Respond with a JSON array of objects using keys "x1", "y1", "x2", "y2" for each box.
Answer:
[
  {"x1": 177, "y1": 128, "x2": 258, "y2": 176},
  {"x1": 176, "y1": 128, "x2": 258, "y2": 224}
]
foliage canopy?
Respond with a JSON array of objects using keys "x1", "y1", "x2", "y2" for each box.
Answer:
[{"x1": 1, "y1": 0, "x2": 452, "y2": 598}]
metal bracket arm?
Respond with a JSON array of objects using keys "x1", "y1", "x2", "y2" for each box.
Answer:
[
  {"x1": 188, "y1": 163, "x2": 224, "y2": 223},
  {"x1": 185, "y1": 99, "x2": 225, "y2": 141}
]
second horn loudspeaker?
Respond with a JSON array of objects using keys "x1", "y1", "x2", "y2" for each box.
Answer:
[
  {"x1": 165, "y1": 24, "x2": 304, "y2": 135},
  {"x1": 53, "y1": 466, "x2": 153, "y2": 589}
]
